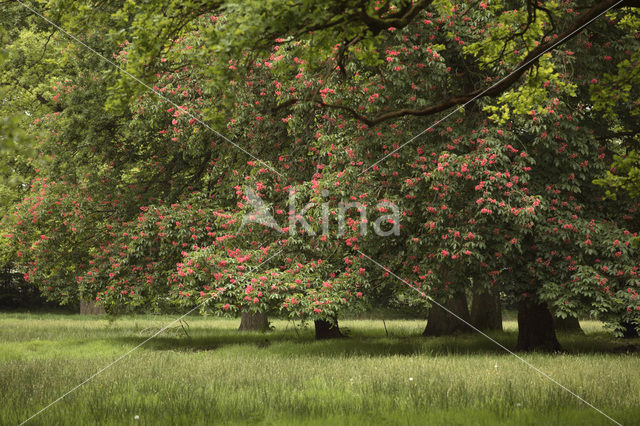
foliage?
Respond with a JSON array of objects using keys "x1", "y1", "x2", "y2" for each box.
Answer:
[{"x1": 3, "y1": 0, "x2": 640, "y2": 338}]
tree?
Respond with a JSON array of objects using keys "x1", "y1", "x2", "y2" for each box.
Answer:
[
  {"x1": 4, "y1": 15, "x2": 371, "y2": 336},
  {"x1": 424, "y1": 289, "x2": 472, "y2": 336},
  {"x1": 4, "y1": 0, "x2": 640, "y2": 350},
  {"x1": 470, "y1": 283, "x2": 502, "y2": 332},
  {"x1": 553, "y1": 314, "x2": 583, "y2": 334}
]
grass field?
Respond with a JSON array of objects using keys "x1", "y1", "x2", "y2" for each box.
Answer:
[{"x1": 1, "y1": 313, "x2": 639, "y2": 425}]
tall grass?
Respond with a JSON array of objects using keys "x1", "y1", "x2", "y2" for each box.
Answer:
[{"x1": 1, "y1": 314, "x2": 639, "y2": 425}]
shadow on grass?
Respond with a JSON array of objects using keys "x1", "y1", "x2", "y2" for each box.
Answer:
[{"x1": 111, "y1": 327, "x2": 640, "y2": 357}]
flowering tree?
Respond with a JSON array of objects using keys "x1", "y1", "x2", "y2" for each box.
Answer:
[{"x1": 4, "y1": 0, "x2": 640, "y2": 349}]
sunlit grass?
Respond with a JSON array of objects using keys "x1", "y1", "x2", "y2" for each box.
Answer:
[{"x1": 1, "y1": 313, "x2": 639, "y2": 425}]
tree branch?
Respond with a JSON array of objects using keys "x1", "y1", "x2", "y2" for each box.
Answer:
[
  {"x1": 358, "y1": 0, "x2": 434, "y2": 34},
  {"x1": 321, "y1": 0, "x2": 638, "y2": 126}
]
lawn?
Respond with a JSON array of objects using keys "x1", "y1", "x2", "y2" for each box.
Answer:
[{"x1": 1, "y1": 313, "x2": 639, "y2": 425}]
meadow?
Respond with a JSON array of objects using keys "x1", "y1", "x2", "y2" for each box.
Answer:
[{"x1": 1, "y1": 313, "x2": 639, "y2": 425}]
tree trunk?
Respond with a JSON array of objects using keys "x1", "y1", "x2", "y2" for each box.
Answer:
[
  {"x1": 517, "y1": 300, "x2": 562, "y2": 352},
  {"x1": 423, "y1": 291, "x2": 472, "y2": 336},
  {"x1": 553, "y1": 315, "x2": 583, "y2": 334},
  {"x1": 238, "y1": 312, "x2": 270, "y2": 331},
  {"x1": 470, "y1": 284, "x2": 502, "y2": 331},
  {"x1": 620, "y1": 321, "x2": 639, "y2": 339},
  {"x1": 80, "y1": 299, "x2": 105, "y2": 315},
  {"x1": 314, "y1": 318, "x2": 344, "y2": 339}
]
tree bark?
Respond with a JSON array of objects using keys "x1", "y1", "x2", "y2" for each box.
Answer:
[
  {"x1": 314, "y1": 317, "x2": 344, "y2": 339},
  {"x1": 553, "y1": 315, "x2": 583, "y2": 334},
  {"x1": 423, "y1": 291, "x2": 472, "y2": 336},
  {"x1": 238, "y1": 312, "x2": 270, "y2": 331},
  {"x1": 80, "y1": 299, "x2": 105, "y2": 315},
  {"x1": 470, "y1": 284, "x2": 502, "y2": 331},
  {"x1": 517, "y1": 300, "x2": 562, "y2": 352}
]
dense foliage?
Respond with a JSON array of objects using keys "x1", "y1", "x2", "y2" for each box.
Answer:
[{"x1": 2, "y1": 0, "x2": 640, "y2": 348}]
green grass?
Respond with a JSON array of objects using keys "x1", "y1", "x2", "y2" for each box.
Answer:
[{"x1": 1, "y1": 314, "x2": 639, "y2": 425}]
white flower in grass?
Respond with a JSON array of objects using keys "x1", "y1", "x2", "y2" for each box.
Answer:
[
  {"x1": 409, "y1": 377, "x2": 414, "y2": 381},
  {"x1": 134, "y1": 415, "x2": 140, "y2": 420}
]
